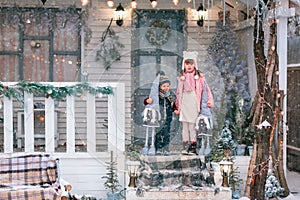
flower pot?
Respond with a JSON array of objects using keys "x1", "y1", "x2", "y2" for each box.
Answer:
[
  {"x1": 248, "y1": 145, "x2": 253, "y2": 156},
  {"x1": 236, "y1": 144, "x2": 247, "y2": 156},
  {"x1": 107, "y1": 192, "x2": 120, "y2": 200},
  {"x1": 210, "y1": 161, "x2": 221, "y2": 173},
  {"x1": 210, "y1": 161, "x2": 223, "y2": 187}
]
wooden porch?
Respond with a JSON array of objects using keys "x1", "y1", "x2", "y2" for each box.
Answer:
[{"x1": 0, "y1": 82, "x2": 126, "y2": 198}]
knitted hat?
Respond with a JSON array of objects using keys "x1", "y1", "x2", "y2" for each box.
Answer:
[
  {"x1": 181, "y1": 51, "x2": 199, "y2": 80},
  {"x1": 159, "y1": 74, "x2": 170, "y2": 86},
  {"x1": 145, "y1": 71, "x2": 167, "y2": 111},
  {"x1": 181, "y1": 51, "x2": 199, "y2": 71}
]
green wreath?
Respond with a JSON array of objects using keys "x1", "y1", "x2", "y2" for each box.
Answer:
[{"x1": 145, "y1": 21, "x2": 171, "y2": 46}]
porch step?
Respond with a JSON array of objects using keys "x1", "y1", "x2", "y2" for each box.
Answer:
[
  {"x1": 126, "y1": 187, "x2": 232, "y2": 200},
  {"x1": 137, "y1": 155, "x2": 214, "y2": 189}
]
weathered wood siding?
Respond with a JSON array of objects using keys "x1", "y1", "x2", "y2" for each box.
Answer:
[{"x1": 287, "y1": 67, "x2": 300, "y2": 172}]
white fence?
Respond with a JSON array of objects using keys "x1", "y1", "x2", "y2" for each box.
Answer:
[
  {"x1": 1, "y1": 82, "x2": 125, "y2": 155},
  {"x1": 1, "y1": 82, "x2": 126, "y2": 198}
]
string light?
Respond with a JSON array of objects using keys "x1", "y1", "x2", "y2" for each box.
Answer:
[
  {"x1": 173, "y1": 0, "x2": 179, "y2": 6},
  {"x1": 271, "y1": 46, "x2": 275, "y2": 51},
  {"x1": 131, "y1": 0, "x2": 137, "y2": 8},
  {"x1": 107, "y1": 0, "x2": 114, "y2": 8},
  {"x1": 81, "y1": 0, "x2": 89, "y2": 7},
  {"x1": 150, "y1": 0, "x2": 157, "y2": 8}
]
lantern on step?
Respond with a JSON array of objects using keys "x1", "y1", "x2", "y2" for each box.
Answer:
[
  {"x1": 197, "y1": 3, "x2": 207, "y2": 27},
  {"x1": 115, "y1": 3, "x2": 125, "y2": 27},
  {"x1": 219, "y1": 159, "x2": 233, "y2": 187},
  {"x1": 127, "y1": 160, "x2": 140, "y2": 188}
]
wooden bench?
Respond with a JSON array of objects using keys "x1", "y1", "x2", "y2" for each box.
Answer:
[{"x1": 0, "y1": 153, "x2": 70, "y2": 200}]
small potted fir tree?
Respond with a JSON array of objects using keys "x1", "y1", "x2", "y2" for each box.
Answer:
[{"x1": 102, "y1": 151, "x2": 121, "y2": 200}]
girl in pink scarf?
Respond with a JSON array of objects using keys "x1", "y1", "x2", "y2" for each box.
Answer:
[{"x1": 174, "y1": 51, "x2": 214, "y2": 154}]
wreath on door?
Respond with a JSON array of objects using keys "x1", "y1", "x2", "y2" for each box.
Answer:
[{"x1": 145, "y1": 21, "x2": 171, "y2": 46}]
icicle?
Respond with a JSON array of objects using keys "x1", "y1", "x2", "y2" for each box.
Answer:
[
  {"x1": 247, "y1": 0, "x2": 249, "y2": 22},
  {"x1": 207, "y1": 0, "x2": 210, "y2": 32},
  {"x1": 267, "y1": 155, "x2": 273, "y2": 176},
  {"x1": 223, "y1": 0, "x2": 226, "y2": 26}
]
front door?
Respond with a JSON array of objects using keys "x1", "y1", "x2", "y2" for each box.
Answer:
[{"x1": 131, "y1": 9, "x2": 186, "y2": 139}]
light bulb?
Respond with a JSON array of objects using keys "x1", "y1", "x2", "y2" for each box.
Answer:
[
  {"x1": 81, "y1": 0, "x2": 89, "y2": 6},
  {"x1": 131, "y1": 0, "x2": 137, "y2": 8},
  {"x1": 107, "y1": 0, "x2": 114, "y2": 8},
  {"x1": 150, "y1": 0, "x2": 157, "y2": 8}
]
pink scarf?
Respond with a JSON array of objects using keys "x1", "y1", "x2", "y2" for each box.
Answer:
[{"x1": 183, "y1": 72, "x2": 196, "y2": 92}]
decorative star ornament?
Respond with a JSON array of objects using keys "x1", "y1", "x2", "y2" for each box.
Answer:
[{"x1": 258, "y1": 120, "x2": 271, "y2": 129}]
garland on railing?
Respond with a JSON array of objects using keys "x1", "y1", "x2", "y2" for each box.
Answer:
[{"x1": 0, "y1": 81, "x2": 113, "y2": 100}]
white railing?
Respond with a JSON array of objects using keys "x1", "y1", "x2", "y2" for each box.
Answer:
[{"x1": 2, "y1": 82, "x2": 125, "y2": 155}]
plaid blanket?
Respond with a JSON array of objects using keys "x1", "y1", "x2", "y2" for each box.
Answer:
[{"x1": 0, "y1": 153, "x2": 61, "y2": 200}]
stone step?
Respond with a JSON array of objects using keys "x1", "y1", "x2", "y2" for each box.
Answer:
[
  {"x1": 137, "y1": 155, "x2": 214, "y2": 188},
  {"x1": 126, "y1": 187, "x2": 232, "y2": 200}
]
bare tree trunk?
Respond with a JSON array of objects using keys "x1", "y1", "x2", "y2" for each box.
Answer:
[{"x1": 249, "y1": 1, "x2": 278, "y2": 198}]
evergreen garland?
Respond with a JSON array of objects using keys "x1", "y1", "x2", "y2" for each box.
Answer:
[
  {"x1": 96, "y1": 19, "x2": 124, "y2": 70},
  {"x1": 0, "y1": 81, "x2": 113, "y2": 101}
]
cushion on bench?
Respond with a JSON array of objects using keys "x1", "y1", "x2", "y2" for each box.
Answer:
[{"x1": 0, "y1": 153, "x2": 61, "y2": 200}]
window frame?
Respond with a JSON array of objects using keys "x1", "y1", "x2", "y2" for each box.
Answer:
[{"x1": 0, "y1": 7, "x2": 82, "y2": 81}]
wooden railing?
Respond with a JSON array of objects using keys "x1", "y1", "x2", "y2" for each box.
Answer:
[{"x1": 1, "y1": 82, "x2": 125, "y2": 155}]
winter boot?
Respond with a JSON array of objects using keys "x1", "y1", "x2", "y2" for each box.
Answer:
[
  {"x1": 163, "y1": 145, "x2": 170, "y2": 155},
  {"x1": 181, "y1": 142, "x2": 190, "y2": 154},
  {"x1": 188, "y1": 141, "x2": 198, "y2": 155}
]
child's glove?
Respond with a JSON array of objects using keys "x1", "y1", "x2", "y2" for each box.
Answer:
[{"x1": 146, "y1": 98, "x2": 153, "y2": 104}]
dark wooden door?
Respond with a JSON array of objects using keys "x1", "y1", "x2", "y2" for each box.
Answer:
[
  {"x1": 131, "y1": 9, "x2": 186, "y2": 140},
  {"x1": 287, "y1": 67, "x2": 300, "y2": 172}
]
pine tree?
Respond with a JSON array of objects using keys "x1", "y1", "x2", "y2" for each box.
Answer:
[
  {"x1": 207, "y1": 17, "x2": 251, "y2": 123},
  {"x1": 102, "y1": 151, "x2": 121, "y2": 194}
]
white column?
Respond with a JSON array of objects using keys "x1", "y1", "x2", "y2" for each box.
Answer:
[
  {"x1": 66, "y1": 95, "x2": 75, "y2": 153},
  {"x1": 45, "y1": 97, "x2": 55, "y2": 153},
  {"x1": 276, "y1": 2, "x2": 295, "y2": 175},
  {"x1": 3, "y1": 97, "x2": 13, "y2": 153},
  {"x1": 108, "y1": 83, "x2": 125, "y2": 153},
  {"x1": 24, "y1": 92, "x2": 34, "y2": 152},
  {"x1": 87, "y1": 92, "x2": 96, "y2": 153}
]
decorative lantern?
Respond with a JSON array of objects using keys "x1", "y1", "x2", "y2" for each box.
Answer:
[
  {"x1": 197, "y1": 3, "x2": 207, "y2": 27},
  {"x1": 219, "y1": 159, "x2": 233, "y2": 187},
  {"x1": 81, "y1": 70, "x2": 89, "y2": 82},
  {"x1": 115, "y1": 3, "x2": 125, "y2": 27},
  {"x1": 127, "y1": 160, "x2": 140, "y2": 188}
]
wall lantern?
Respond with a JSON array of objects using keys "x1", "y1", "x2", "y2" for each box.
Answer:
[
  {"x1": 115, "y1": 3, "x2": 125, "y2": 27},
  {"x1": 219, "y1": 159, "x2": 233, "y2": 187},
  {"x1": 127, "y1": 160, "x2": 140, "y2": 188},
  {"x1": 197, "y1": 3, "x2": 206, "y2": 27}
]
